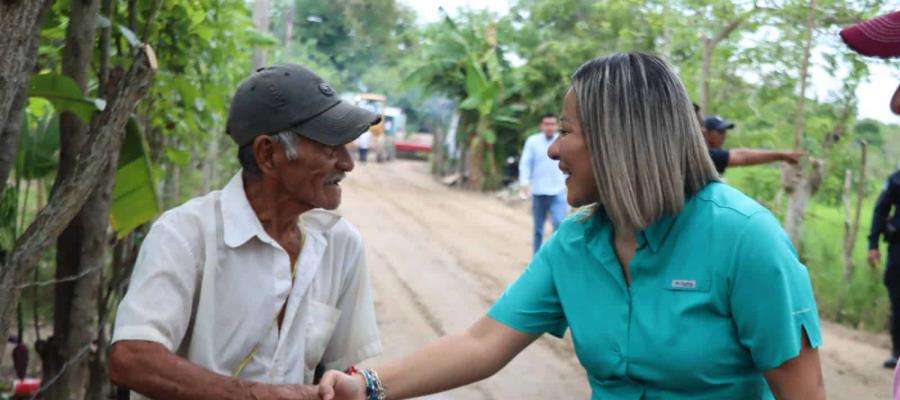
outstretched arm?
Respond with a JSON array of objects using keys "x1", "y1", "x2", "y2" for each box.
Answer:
[
  {"x1": 320, "y1": 316, "x2": 539, "y2": 400},
  {"x1": 728, "y1": 149, "x2": 807, "y2": 167}
]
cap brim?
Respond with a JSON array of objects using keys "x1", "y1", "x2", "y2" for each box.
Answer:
[
  {"x1": 294, "y1": 101, "x2": 381, "y2": 146},
  {"x1": 840, "y1": 12, "x2": 900, "y2": 58}
]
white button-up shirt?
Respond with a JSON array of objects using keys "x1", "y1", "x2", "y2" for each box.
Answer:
[{"x1": 112, "y1": 172, "x2": 381, "y2": 398}]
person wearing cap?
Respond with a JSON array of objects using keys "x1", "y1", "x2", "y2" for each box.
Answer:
[
  {"x1": 699, "y1": 111, "x2": 806, "y2": 174},
  {"x1": 108, "y1": 64, "x2": 383, "y2": 399},
  {"x1": 840, "y1": 9, "x2": 900, "y2": 373},
  {"x1": 839, "y1": 9, "x2": 900, "y2": 116}
]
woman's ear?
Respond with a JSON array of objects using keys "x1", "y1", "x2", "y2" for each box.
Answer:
[{"x1": 253, "y1": 135, "x2": 281, "y2": 177}]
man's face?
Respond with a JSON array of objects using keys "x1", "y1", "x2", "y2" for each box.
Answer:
[
  {"x1": 540, "y1": 117, "x2": 558, "y2": 136},
  {"x1": 703, "y1": 129, "x2": 727, "y2": 149},
  {"x1": 272, "y1": 135, "x2": 354, "y2": 210}
]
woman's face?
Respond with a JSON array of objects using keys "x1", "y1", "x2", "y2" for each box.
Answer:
[{"x1": 548, "y1": 88, "x2": 599, "y2": 207}]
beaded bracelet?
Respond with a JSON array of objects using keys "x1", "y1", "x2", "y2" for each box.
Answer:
[{"x1": 361, "y1": 368, "x2": 386, "y2": 400}]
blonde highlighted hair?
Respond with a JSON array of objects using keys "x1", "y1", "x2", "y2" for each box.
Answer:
[{"x1": 571, "y1": 53, "x2": 719, "y2": 232}]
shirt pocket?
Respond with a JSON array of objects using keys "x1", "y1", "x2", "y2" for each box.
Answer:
[{"x1": 304, "y1": 300, "x2": 342, "y2": 374}]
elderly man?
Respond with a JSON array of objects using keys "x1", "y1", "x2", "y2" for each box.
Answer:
[{"x1": 108, "y1": 64, "x2": 382, "y2": 399}]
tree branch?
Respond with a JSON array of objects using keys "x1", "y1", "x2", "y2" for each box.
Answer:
[{"x1": 0, "y1": 44, "x2": 158, "y2": 358}]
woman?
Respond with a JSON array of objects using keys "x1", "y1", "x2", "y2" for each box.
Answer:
[{"x1": 320, "y1": 53, "x2": 825, "y2": 400}]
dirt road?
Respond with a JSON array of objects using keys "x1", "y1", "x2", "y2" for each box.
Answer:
[{"x1": 338, "y1": 160, "x2": 893, "y2": 399}]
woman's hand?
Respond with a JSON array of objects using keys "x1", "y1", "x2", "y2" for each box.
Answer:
[{"x1": 318, "y1": 370, "x2": 366, "y2": 400}]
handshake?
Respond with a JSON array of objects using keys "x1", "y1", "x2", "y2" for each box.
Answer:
[{"x1": 254, "y1": 370, "x2": 375, "y2": 400}]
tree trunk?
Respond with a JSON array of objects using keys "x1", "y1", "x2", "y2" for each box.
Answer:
[
  {"x1": 782, "y1": 158, "x2": 824, "y2": 251},
  {"x1": 283, "y1": 0, "x2": 296, "y2": 56},
  {"x1": 699, "y1": 15, "x2": 749, "y2": 115},
  {"x1": 431, "y1": 126, "x2": 445, "y2": 176},
  {"x1": 700, "y1": 36, "x2": 712, "y2": 115},
  {"x1": 781, "y1": 0, "x2": 817, "y2": 248},
  {"x1": 0, "y1": 44, "x2": 157, "y2": 389},
  {"x1": 842, "y1": 169, "x2": 854, "y2": 280},
  {"x1": 164, "y1": 163, "x2": 181, "y2": 207},
  {"x1": 252, "y1": 0, "x2": 272, "y2": 69},
  {"x1": 38, "y1": 1, "x2": 104, "y2": 397},
  {"x1": 0, "y1": 0, "x2": 55, "y2": 197},
  {"x1": 842, "y1": 142, "x2": 868, "y2": 282}
]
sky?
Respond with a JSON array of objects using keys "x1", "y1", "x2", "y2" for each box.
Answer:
[{"x1": 400, "y1": 0, "x2": 898, "y2": 124}]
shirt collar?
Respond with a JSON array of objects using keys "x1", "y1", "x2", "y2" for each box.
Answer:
[
  {"x1": 640, "y1": 213, "x2": 677, "y2": 253},
  {"x1": 221, "y1": 172, "x2": 270, "y2": 248},
  {"x1": 583, "y1": 205, "x2": 677, "y2": 254},
  {"x1": 220, "y1": 172, "x2": 344, "y2": 249}
]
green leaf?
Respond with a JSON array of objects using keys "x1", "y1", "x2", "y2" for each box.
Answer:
[
  {"x1": 459, "y1": 95, "x2": 482, "y2": 110},
  {"x1": 16, "y1": 112, "x2": 60, "y2": 180},
  {"x1": 97, "y1": 15, "x2": 112, "y2": 29},
  {"x1": 165, "y1": 148, "x2": 191, "y2": 166},
  {"x1": 110, "y1": 119, "x2": 161, "y2": 238},
  {"x1": 28, "y1": 74, "x2": 103, "y2": 123},
  {"x1": 482, "y1": 129, "x2": 497, "y2": 144},
  {"x1": 117, "y1": 24, "x2": 141, "y2": 47}
]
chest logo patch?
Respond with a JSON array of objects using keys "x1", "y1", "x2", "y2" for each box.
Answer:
[{"x1": 671, "y1": 279, "x2": 697, "y2": 289}]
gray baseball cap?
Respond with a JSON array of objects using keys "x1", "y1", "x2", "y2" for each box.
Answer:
[{"x1": 226, "y1": 64, "x2": 380, "y2": 147}]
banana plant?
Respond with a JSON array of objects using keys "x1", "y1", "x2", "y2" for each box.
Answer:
[{"x1": 22, "y1": 73, "x2": 161, "y2": 239}]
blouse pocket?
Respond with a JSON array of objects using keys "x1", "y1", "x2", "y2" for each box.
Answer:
[{"x1": 304, "y1": 300, "x2": 342, "y2": 374}]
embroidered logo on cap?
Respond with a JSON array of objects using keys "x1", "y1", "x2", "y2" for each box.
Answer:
[
  {"x1": 671, "y1": 280, "x2": 696, "y2": 289},
  {"x1": 318, "y1": 82, "x2": 335, "y2": 96}
]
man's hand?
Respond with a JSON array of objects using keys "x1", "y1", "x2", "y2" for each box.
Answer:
[
  {"x1": 318, "y1": 370, "x2": 366, "y2": 400},
  {"x1": 521, "y1": 185, "x2": 531, "y2": 197},
  {"x1": 780, "y1": 151, "x2": 808, "y2": 165},
  {"x1": 251, "y1": 384, "x2": 321, "y2": 400},
  {"x1": 868, "y1": 249, "x2": 881, "y2": 269}
]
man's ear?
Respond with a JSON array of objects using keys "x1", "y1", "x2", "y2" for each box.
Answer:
[{"x1": 253, "y1": 135, "x2": 281, "y2": 177}]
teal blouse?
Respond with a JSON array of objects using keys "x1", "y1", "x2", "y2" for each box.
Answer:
[{"x1": 488, "y1": 183, "x2": 822, "y2": 400}]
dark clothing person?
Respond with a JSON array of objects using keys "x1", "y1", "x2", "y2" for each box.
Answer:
[
  {"x1": 869, "y1": 170, "x2": 900, "y2": 367},
  {"x1": 709, "y1": 149, "x2": 730, "y2": 174},
  {"x1": 869, "y1": 170, "x2": 900, "y2": 251}
]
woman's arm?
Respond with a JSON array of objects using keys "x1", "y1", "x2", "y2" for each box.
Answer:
[
  {"x1": 320, "y1": 316, "x2": 539, "y2": 400},
  {"x1": 763, "y1": 330, "x2": 825, "y2": 400}
]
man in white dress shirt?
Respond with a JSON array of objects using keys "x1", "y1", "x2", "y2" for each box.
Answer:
[{"x1": 108, "y1": 64, "x2": 383, "y2": 400}]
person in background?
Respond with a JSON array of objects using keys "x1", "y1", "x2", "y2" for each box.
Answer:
[
  {"x1": 356, "y1": 129, "x2": 372, "y2": 163},
  {"x1": 519, "y1": 113, "x2": 568, "y2": 254},
  {"x1": 840, "y1": 9, "x2": 900, "y2": 372},
  {"x1": 692, "y1": 104, "x2": 806, "y2": 174}
]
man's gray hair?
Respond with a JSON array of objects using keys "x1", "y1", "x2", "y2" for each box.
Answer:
[
  {"x1": 571, "y1": 52, "x2": 719, "y2": 232},
  {"x1": 272, "y1": 130, "x2": 300, "y2": 160}
]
